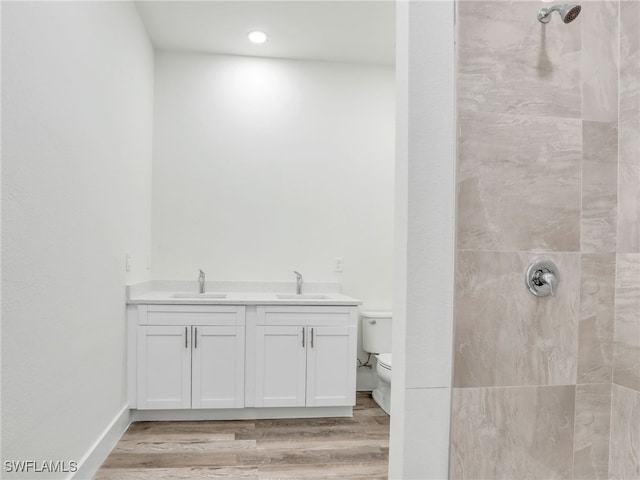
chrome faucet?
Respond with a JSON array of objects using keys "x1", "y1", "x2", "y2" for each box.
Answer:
[
  {"x1": 293, "y1": 271, "x2": 303, "y2": 295},
  {"x1": 198, "y1": 269, "x2": 205, "y2": 294}
]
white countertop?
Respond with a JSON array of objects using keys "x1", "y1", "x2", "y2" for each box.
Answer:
[{"x1": 126, "y1": 281, "x2": 361, "y2": 306}]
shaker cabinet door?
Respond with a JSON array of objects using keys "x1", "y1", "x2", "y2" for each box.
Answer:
[
  {"x1": 254, "y1": 326, "x2": 306, "y2": 407},
  {"x1": 137, "y1": 325, "x2": 191, "y2": 410},
  {"x1": 306, "y1": 326, "x2": 356, "y2": 407},
  {"x1": 192, "y1": 326, "x2": 245, "y2": 409}
]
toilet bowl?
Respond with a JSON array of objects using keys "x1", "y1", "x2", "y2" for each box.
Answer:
[
  {"x1": 361, "y1": 311, "x2": 392, "y2": 415},
  {"x1": 373, "y1": 353, "x2": 392, "y2": 415}
]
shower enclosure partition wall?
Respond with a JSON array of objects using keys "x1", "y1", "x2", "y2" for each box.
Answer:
[{"x1": 450, "y1": 1, "x2": 640, "y2": 478}]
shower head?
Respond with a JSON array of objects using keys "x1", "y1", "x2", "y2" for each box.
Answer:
[{"x1": 537, "y1": 3, "x2": 581, "y2": 24}]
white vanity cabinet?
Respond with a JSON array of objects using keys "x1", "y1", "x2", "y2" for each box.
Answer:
[
  {"x1": 133, "y1": 305, "x2": 245, "y2": 410},
  {"x1": 252, "y1": 305, "x2": 358, "y2": 408},
  {"x1": 127, "y1": 294, "x2": 360, "y2": 419}
]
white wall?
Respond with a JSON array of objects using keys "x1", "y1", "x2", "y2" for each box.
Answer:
[
  {"x1": 1, "y1": 2, "x2": 153, "y2": 477},
  {"x1": 389, "y1": 1, "x2": 456, "y2": 478},
  {"x1": 152, "y1": 52, "x2": 395, "y2": 312}
]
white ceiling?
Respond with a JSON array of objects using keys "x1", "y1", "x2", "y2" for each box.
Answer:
[{"x1": 135, "y1": 1, "x2": 395, "y2": 66}]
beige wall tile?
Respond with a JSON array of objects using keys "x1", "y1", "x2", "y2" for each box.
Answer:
[
  {"x1": 578, "y1": 254, "x2": 616, "y2": 384},
  {"x1": 457, "y1": 1, "x2": 581, "y2": 118},
  {"x1": 617, "y1": 160, "x2": 640, "y2": 254},
  {"x1": 609, "y1": 384, "x2": 640, "y2": 479},
  {"x1": 582, "y1": 0, "x2": 619, "y2": 122},
  {"x1": 584, "y1": 121, "x2": 618, "y2": 164},
  {"x1": 457, "y1": 112, "x2": 581, "y2": 252},
  {"x1": 617, "y1": 2, "x2": 640, "y2": 251},
  {"x1": 573, "y1": 384, "x2": 612, "y2": 479},
  {"x1": 581, "y1": 122, "x2": 618, "y2": 254},
  {"x1": 454, "y1": 251, "x2": 579, "y2": 388},
  {"x1": 450, "y1": 386, "x2": 575, "y2": 480},
  {"x1": 619, "y1": 0, "x2": 640, "y2": 126},
  {"x1": 613, "y1": 253, "x2": 640, "y2": 391},
  {"x1": 582, "y1": 160, "x2": 618, "y2": 252},
  {"x1": 618, "y1": 117, "x2": 640, "y2": 168},
  {"x1": 618, "y1": 1, "x2": 640, "y2": 268}
]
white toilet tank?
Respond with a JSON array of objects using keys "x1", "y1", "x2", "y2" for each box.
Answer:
[{"x1": 361, "y1": 311, "x2": 392, "y2": 354}]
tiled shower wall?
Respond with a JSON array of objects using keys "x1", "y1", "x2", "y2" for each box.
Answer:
[{"x1": 450, "y1": 1, "x2": 639, "y2": 479}]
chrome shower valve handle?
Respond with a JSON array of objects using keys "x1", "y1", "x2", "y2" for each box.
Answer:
[{"x1": 525, "y1": 258, "x2": 560, "y2": 297}]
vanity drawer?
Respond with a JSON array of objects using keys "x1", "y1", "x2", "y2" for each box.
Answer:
[
  {"x1": 257, "y1": 305, "x2": 356, "y2": 327},
  {"x1": 138, "y1": 305, "x2": 245, "y2": 326}
]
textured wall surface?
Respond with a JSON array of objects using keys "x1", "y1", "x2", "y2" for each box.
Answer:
[
  {"x1": 451, "y1": 1, "x2": 639, "y2": 478},
  {"x1": 1, "y1": 2, "x2": 154, "y2": 478},
  {"x1": 389, "y1": 1, "x2": 456, "y2": 478},
  {"x1": 151, "y1": 52, "x2": 395, "y2": 313}
]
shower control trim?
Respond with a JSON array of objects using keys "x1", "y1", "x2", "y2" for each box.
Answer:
[{"x1": 525, "y1": 257, "x2": 560, "y2": 297}]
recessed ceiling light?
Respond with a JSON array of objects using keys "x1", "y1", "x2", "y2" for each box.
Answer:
[{"x1": 248, "y1": 30, "x2": 268, "y2": 44}]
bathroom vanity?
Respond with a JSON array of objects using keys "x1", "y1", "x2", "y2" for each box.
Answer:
[{"x1": 126, "y1": 282, "x2": 360, "y2": 420}]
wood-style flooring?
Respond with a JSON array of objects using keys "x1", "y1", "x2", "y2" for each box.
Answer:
[{"x1": 94, "y1": 392, "x2": 389, "y2": 479}]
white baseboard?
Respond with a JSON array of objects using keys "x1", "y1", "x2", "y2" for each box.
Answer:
[
  {"x1": 70, "y1": 405, "x2": 131, "y2": 480},
  {"x1": 131, "y1": 405, "x2": 353, "y2": 421}
]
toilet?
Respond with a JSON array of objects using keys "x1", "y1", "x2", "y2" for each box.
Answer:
[{"x1": 361, "y1": 311, "x2": 392, "y2": 415}]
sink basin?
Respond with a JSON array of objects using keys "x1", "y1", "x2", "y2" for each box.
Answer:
[
  {"x1": 276, "y1": 294, "x2": 329, "y2": 300},
  {"x1": 172, "y1": 293, "x2": 227, "y2": 299}
]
